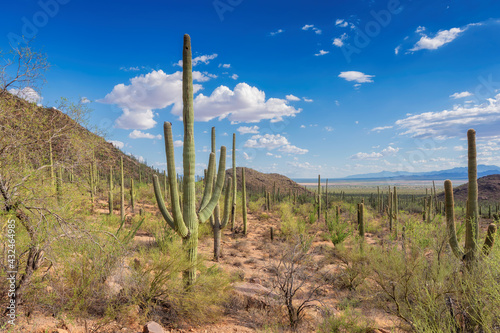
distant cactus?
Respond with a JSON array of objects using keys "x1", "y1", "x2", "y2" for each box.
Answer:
[
  {"x1": 230, "y1": 133, "x2": 237, "y2": 231},
  {"x1": 242, "y1": 167, "x2": 247, "y2": 235},
  {"x1": 152, "y1": 35, "x2": 228, "y2": 284},
  {"x1": 444, "y1": 129, "x2": 497, "y2": 267},
  {"x1": 317, "y1": 175, "x2": 321, "y2": 221},
  {"x1": 130, "y1": 178, "x2": 135, "y2": 213},
  {"x1": 358, "y1": 203, "x2": 365, "y2": 237},
  {"x1": 120, "y1": 156, "x2": 125, "y2": 221},
  {"x1": 108, "y1": 166, "x2": 113, "y2": 215}
]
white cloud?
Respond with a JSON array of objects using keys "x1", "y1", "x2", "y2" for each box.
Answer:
[
  {"x1": 129, "y1": 130, "x2": 162, "y2": 140},
  {"x1": 219, "y1": 63, "x2": 231, "y2": 68},
  {"x1": 286, "y1": 161, "x2": 321, "y2": 171},
  {"x1": 230, "y1": 74, "x2": 239, "y2": 80},
  {"x1": 315, "y1": 50, "x2": 329, "y2": 56},
  {"x1": 173, "y1": 140, "x2": 183, "y2": 147},
  {"x1": 108, "y1": 140, "x2": 124, "y2": 149},
  {"x1": 270, "y1": 29, "x2": 284, "y2": 36},
  {"x1": 80, "y1": 97, "x2": 91, "y2": 104},
  {"x1": 300, "y1": 125, "x2": 306, "y2": 128},
  {"x1": 9, "y1": 87, "x2": 42, "y2": 104},
  {"x1": 244, "y1": 134, "x2": 307, "y2": 154},
  {"x1": 324, "y1": 126, "x2": 334, "y2": 132},
  {"x1": 350, "y1": 152, "x2": 383, "y2": 160},
  {"x1": 286, "y1": 94, "x2": 301, "y2": 101},
  {"x1": 335, "y1": 100, "x2": 340, "y2": 106},
  {"x1": 371, "y1": 125, "x2": 393, "y2": 132},
  {"x1": 302, "y1": 24, "x2": 321, "y2": 34},
  {"x1": 410, "y1": 27, "x2": 464, "y2": 51},
  {"x1": 174, "y1": 82, "x2": 301, "y2": 123},
  {"x1": 395, "y1": 93, "x2": 500, "y2": 138},
  {"x1": 335, "y1": 19, "x2": 348, "y2": 28},
  {"x1": 395, "y1": 45, "x2": 401, "y2": 55},
  {"x1": 333, "y1": 33, "x2": 348, "y2": 47},
  {"x1": 120, "y1": 66, "x2": 140, "y2": 72},
  {"x1": 98, "y1": 70, "x2": 205, "y2": 129},
  {"x1": 338, "y1": 71, "x2": 374, "y2": 84},
  {"x1": 243, "y1": 152, "x2": 251, "y2": 160},
  {"x1": 381, "y1": 146, "x2": 400, "y2": 155},
  {"x1": 237, "y1": 125, "x2": 260, "y2": 134},
  {"x1": 450, "y1": 91, "x2": 473, "y2": 99},
  {"x1": 415, "y1": 26, "x2": 426, "y2": 33},
  {"x1": 303, "y1": 97, "x2": 313, "y2": 102},
  {"x1": 175, "y1": 54, "x2": 218, "y2": 67}
]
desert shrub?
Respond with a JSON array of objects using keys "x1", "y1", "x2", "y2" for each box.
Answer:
[
  {"x1": 318, "y1": 307, "x2": 375, "y2": 333},
  {"x1": 326, "y1": 214, "x2": 351, "y2": 247},
  {"x1": 249, "y1": 197, "x2": 265, "y2": 214},
  {"x1": 279, "y1": 204, "x2": 306, "y2": 238},
  {"x1": 334, "y1": 244, "x2": 370, "y2": 291}
]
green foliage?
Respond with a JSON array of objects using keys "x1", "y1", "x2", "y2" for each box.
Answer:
[
  {"x1": 326, "y1": 214, "x2": 351, "y2": 246},
  {"x1": 278, "y1": 202, "x2": 306, "y2": 238},
  {"x1": 318, "y1": 307, "x2": 375, "y2": 333}
]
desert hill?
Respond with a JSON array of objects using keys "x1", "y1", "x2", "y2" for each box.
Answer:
[
  {"x1": 226, "y1": 167, "x2": 310, "y2": 196},
  {"x1": 437, "y1": 174, "x2": 500, "y2": 202}
]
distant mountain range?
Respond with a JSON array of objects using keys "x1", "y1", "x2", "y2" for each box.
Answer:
[{"x1": 342, "y1": 164, "x2": 500, "y2": 180}]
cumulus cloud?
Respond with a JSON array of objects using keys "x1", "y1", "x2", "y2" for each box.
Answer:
[
  {"x1": 98, "y1": 70, "x2": 205, "y2": 129},
  {"x1": 108, "y1": 140, "x2": 124, "y2": 149},
  {"x1": 315, "y1": 50, "x2": 329, "y2": 56},
  {"x1": 338, "y1": 71, "x2": 374, "y2": 84},
  {"x1": 303, "y1": 97, "x2": 313, "y2": 102},
  {"x1": 9, "y1": 87, "x2": 42, "y2": 104},
  {"x1": 333, "y1": 33, "x2": 348, "y2": 47},
  {"x1": 173, "y1": 82, "x2": 302, "y2": 123},
  {"x1": 175, "y1": 54, "x2": 218, "y2": 67},
  {"x1": 450, "y1": 91, "x2": 473, "y2": 99},
  {"x1": 243, "y1": 152, "x2": 251, "y2": 160},
  {"x1": 173, "y1": 140, "x2": 183, "y2": 147},
  {"x1": 395, "y1": 45, "x2": 401, "y2": 55},
  {"x1": 324, "y1": 126, "x2": 334, "y2": 132},
  {"x1": 219, "y1": 63, "x2": 231, "y2": 68},
  {"x1": 80, "y1": 97, "x2": 91, "y2": 103},
  {"x1": 237, "y1": 126, "x2": 260, "y2": 134},
  {"x1": 395, "y1": 93, "x2": 500, "y2": 138},
  {"x1": 410, "y1": 27, "x2": 464, "y2": 51},
  {"x1": 129, "y1": 130, "x2": 162, "y2": 140},
  {"x1": 286, "y1": 94, "x2": 301, "y2": 101},
  {"x1": 244, "y1": 134, "x2": 307, "y2": 154},
  {"x1": 230, "y1": 74, "x2": 239, "y2": 80}
]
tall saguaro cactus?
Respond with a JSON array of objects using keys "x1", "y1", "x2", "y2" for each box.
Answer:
[
  {"x1": 317, "y1": 175, "x2": 321, "y2": 221},
  {"x1": 153, "y1": 35, "x2": 227, "y2": 284},
  {"x1": 120, "y1": 156, "x2": 125, "y2": 221},
  {"x1": 445, "y1": 129, "x2": 497, "y2": 267},
  {"x1": 242, "y1": 167, "x2": 247, "y2": 235},
  {"x1": 230, "y1": 133, "x2": 237, "y2": 231},
  {"x1": 109, "y1": 166, "x2": 113, "y2": 215}
]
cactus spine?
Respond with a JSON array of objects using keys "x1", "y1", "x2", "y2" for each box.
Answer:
[
  {"x1": 445, "y1": 129, "x2": 497, "y2": 267},
  {"x1": 153, "y1": 35, "x2": 227, "y2": 284},
  {"x1": 120, "y1": 156, "x2": 125, "y2": 221},
  {"x1": 242, "y1": 167, "x2": 247, "y2": 235}
]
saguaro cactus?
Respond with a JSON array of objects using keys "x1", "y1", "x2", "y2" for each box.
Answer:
[
  {"x1": 153, "y1": 34, "x2": 227, "y2": 284},
  {"x1": 358, "y1": 203, "x2": 365, "y2": 237},
  {"x1": 242, "y1": 167, "x2": 247, "y2": 235},
  {"x1": 212, "y1": 177, "x2": 232, "y2": 261},
  {"x1": 444, "y1": 129, "x2": 497, "y2": 267},
  {"x1": 130, "y1": 178, "x2": 135, "y2": 213},
  {"x1": 317, "y1": 175, "x2": 321, "y2": 221},
  {"x1": 120, "y1": 156, "x2": 125, "y2": 221},
  {"x1": 231, "y1": 133, "x2": 237, "y2": 231},
  {"x1": 109, "y1": 166, "x2": 113, "y2": 215}
]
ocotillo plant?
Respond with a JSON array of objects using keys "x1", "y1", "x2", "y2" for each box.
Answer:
[
  {"x1": 153, "y1": 34, "x2": 227, "y2": 284},
  {"x1": 120, "y1": 156, "x2": 125, "y2": 221},
  {"x1": 444, "y1": 129, "x2": 497, "y2": 267},
  {"x1": 109, "y1": 166, "x2": 113, "y2": 215},
  {"x1": 242, "y1": 167, "x2": 247, "y2": 235}
]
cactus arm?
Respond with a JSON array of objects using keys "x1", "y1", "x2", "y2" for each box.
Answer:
[
  {"x1": 220, "y1": 177, "x2": 233, "y2": 229},
  {"x1": 482, "y1": 223, "x2": 497, "y2": 256},
  {"x1": 198, "y1": 152, "x2": 216, "y2": 212},
  {"x1": 153, "y1": 174, "x2": 176, "y2": 230},
  {"x1": 163, "y1": 121, "x2": 188, "y2": 238},
  {"x1": 198, "y1": 146, "x2": 226, "y2": 223}
]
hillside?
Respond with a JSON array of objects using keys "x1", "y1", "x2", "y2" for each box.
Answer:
[
  {"x1": 437, "y1": 174, "x2": 500, "y2": 202},
  {"x1": 0, "y1": 92, "x2": 157, "y2": 182},
  {"x1": 226, "y1": 167, "x2": 310, "y2": 196}
]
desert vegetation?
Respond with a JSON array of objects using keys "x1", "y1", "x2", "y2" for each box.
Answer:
[{"x1": 1, "y1": 35, "x2": 499, "y2": 333}]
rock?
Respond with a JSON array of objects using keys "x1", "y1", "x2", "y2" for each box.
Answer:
[
  {"x1": 143, "y1": 321, "x2": 165, "y2": 333},
  {"x1": 232, "y1": 282, "x2": 279, "y2": 309}
]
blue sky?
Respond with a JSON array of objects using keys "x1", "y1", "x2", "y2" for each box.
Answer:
[{"x1": 2, "y1": 0, "x2": 500, "y2": 178}]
